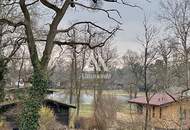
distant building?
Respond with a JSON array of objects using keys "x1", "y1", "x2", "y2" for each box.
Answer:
[
  {"x1": 128, "y1": 92, "x2": 190, "y2": 130},
  {"x1": 14, "y1": 79, "x2": 25, "y2": 88}
]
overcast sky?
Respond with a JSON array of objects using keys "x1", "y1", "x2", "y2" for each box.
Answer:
[
  {"x1": 112, "y1": 0, "x2": 161, "y2": 55},
  {"x1": 68, "y1": 0, "x2": 161, "y2": 55},
  {"x1": 40, "y1": 0, "x2": 162, "y2": 56}
]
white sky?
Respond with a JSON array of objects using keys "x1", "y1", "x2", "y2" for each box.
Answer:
[
  {"x1": 39, "y1": 0, "x2": 161, "y2": 56},
  {"x1": 68, "y1": 0, "x2": 161, "y2": 56}
]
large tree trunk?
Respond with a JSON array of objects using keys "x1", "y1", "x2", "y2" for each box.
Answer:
[
  {"x1": 144, "y1": 46, "x2": 149, "y2": 130},
  {"x1": 94, "y1": 73, "x2": 105, "y2": 130},
  {"x1": 73, "y1": 48, "x2": 80, "y2": 118},
  {"x1": 70, "y1": 58, "x2": 74, "y2": 104},
  {"x1": 19, "y1": 66, "x2": 48, "y2": 130},
  {"x1": 164, "y1": 59, "x2": 168, "y2": 90},
  {"x1": 185, "y1": 52, "x2": 189, "y2": 89},
  {"x1": 0, "y1": 63, "x2": 5, "y2": 102},
  {"x1": 0, "y1": 25, "x2": 5, "y2": 103}
]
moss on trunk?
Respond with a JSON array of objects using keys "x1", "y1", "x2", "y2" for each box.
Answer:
[{"x1": 19, "y1": 68, "x2": 48, "y2": 130}]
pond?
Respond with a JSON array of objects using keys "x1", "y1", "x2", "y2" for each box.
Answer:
[{"x1": 47, "y1": 92, "x2": 129, "y2": 105}]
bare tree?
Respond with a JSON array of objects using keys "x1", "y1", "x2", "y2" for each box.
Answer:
[
  {"x1": 160, "y1": 2, "x2": 190, "y2": 128},
  {"x1": 138, "y1": 16, "x2": 158, "y2": 130},
  {"x1": 160, "y1": 0, "x2": 190, "y2": 90},
  {"x1": 154, "y1": 38, "x2": 176, "y2": 91},
  {"x1": 0, "y1": 0, "x2": 24, "y2": 102},
  {"x1": 122, "y1": 50, "x2": 143, "y2": 98},
  {"x1": 0, "y1": 0, "x2": 150, "y2": 129}
]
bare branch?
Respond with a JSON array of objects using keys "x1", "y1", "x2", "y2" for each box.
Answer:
[
  {"x1": 26, "y1": 0, "x2": 39, "y2": 6},
  {"x1": 19, "y1": 0, "x2": 40, "y2": 68},
  {"x1": 41, "y1": 0, "x2": 71, "y2": 68},
  {"x1": 0, "y1": 19, "x2": 25, "y2": 28},
  {"x1": 57, "y1": 21, "x2": 116, "y2": 34},
  {"x1": 36, "y1": 26, "x2": 119, "y2": 49},
  {"x1": 40, "y1": 0, "x2": 60, "y2": 12},
  {"x1": 119, "y1": 0, "x2": 143, "y2": 9},
  {"x1": 74, "y1": 2, "x2": 122, "y2": 24},
  {"x1": 0, "y1": 1, "x2": 19, "y2": 7},
  {"x1": 4, "y1": 37, "x2": 25, "y2": 64}
]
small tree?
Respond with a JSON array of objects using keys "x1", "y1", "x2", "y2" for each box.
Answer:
[
  {"x1": 155, "y1": 39, "x2": 174, "y2": 90},
  {"x1": 160, "y1": 0, "x2": 190, "y2": 90},
  {"x1": 0, "y1": 0, "x2": 24, "y2": 102},
  {"x1": 122, "y1": 50, "x2": 143, "y2": 98},
  {"x1": 138, "y1": 16, "x2": 158, "y2": 130}
]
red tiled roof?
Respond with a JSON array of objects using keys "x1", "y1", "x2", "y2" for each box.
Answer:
[{"x1": 128, "y1": 93, "x2": 179, "y2": 106}]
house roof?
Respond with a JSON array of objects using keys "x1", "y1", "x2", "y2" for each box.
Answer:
[
  {"x1": 44, "y1": 98, "x2": 76, "y2": 109},
  {"x1": 128, "y1": 93, "x2": 179, "y2": 106}
]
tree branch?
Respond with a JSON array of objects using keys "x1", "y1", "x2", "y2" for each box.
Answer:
[
  {"x1": 26, "y1": 0, "x2": 39, "y2": 6},
  {"x1": 0, "y1": 1, "x2": 19, "y2": 7},
  {"x1": 74, "y1": 2, "x2": 122, "y2": 24},
  {"x1": 0, "y1": 19, "x2": 25, "y2": 28},
  {"x1": 57, "y1": 21, "x2": 115, "y2": 34},
  {"x1": 40, "y1": 0, "x2": 60, "y2": 12},
  {"x1": 19, "y1": 0, "x2": 40, "y2": 68},
  {"x1": 41, "y1": 0, "x2": 70, "y2": 68},
  {"x1": 119, "y1": 0, "x2": 143, "y2": 9},
  {"x1": 4, "y1": 37, "x2": 25, "y2": 64},
  {"x1": 36, "y1": 26, "x2": 119, "y2": 49}
]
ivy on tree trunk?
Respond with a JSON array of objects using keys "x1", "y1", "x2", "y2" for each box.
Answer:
[{"x1": 19, "y1": 68, "x2": 48, "y2": 130}]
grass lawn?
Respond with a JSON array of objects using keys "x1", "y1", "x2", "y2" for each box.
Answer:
[
  {"x1": 48, "y1": 88, "x2": 140, "y2": 121},
  {"x1": 79, "y1": 104, "x2": 93, "y2": 117},
  {"x1": 77, "y1": 103, "x2": 136, "y2": 118},
  {"x1": 48, "y1": 88, "x2": 145, "y2": 97}
]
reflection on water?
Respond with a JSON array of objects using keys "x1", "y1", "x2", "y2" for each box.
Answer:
[{"x1": 47, "y1": 92, "x2": 129, "y2": 104}]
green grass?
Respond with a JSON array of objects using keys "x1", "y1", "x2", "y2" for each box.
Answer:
[
  {"x1": 48, "y1": 88, "x2": 145, "y2": 97},
  {"x1": 79, "y1": 104, "x2": 93, "y2": 117},
  {"x1": 39, "y1": 88, "x2": 138, "y2": 118},
  {"x1": 78, "y1": 102, "x2": 137, "y2": 118},
  {"x1": 69, "y1": 104, "x2": 93, "y2": 127},
  {"x1": 78, "y1": 103, "x2": 133, "y2": 118}
]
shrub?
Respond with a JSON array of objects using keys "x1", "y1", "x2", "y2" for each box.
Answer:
[
  {"x1": 38, "y1": 106, "x2": 56, "y2": 130},
  {"x1": 91, "y1": 95, "x2": 119, "y2": 130},
  {"x1": 0, "y1": 119, "x2": 9, "y2": 130}
]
